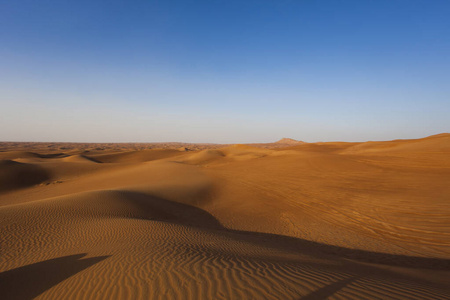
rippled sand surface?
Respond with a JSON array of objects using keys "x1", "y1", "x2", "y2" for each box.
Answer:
[{"x1": 1, "y1": 134, "x2": 449, "y2": 299}]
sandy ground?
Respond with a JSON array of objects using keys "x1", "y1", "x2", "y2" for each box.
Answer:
[{"x1": 0, "y1": 134, "x2": 449, "y2": 299}]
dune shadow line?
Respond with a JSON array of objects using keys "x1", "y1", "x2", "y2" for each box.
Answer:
[
  {"x1": 0, "y1": 253, "x2": 110, "y2": 300},
  {"x1": 122, "y1": 191, "x2": 450, "y2": 271},
  {"x1": 300, "y1": 276, "x2": 356, "y2": 300}
]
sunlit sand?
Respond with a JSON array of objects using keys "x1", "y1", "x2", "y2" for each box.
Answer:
[{"x1": 1, "y1": 134, "x2": 449, "y2": 299}]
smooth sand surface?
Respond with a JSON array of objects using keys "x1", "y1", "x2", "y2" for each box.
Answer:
[{"x1": 1, "y1": 134, "x2": 449, "y2": 299}]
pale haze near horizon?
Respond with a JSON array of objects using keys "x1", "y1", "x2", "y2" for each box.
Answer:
[{"x1": 1, "y1": 0, "x2": 449, "y2": 144}]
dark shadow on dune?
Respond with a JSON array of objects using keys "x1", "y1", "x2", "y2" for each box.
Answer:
[
  {"x1": 120, "y1": 191, "x2": 450, "y2": 271},
  {"x1": 36, "y1": 153, "x2": 66, "y2": 159},
  {"x1": 0, "y1": 160, "x2": 51, "y2": 193},
  {"x1": 117, "y1": 190, "x2": 223, "y2": 229},
  {"x1": 85, "y1": 156, "x2": 103, "y2": 163},
  {"x1": 0, "y1": 253, "x2": 110, "y2": 300},
  {"x1": 224, "y1": 229, "x2": 450, "y2": 271},
  {"x1": 300, "y1": 276, "x2": 356, "y2": 300},
  {"x1": 76, "y1": 154, "x2": 103, "y2": 163}
]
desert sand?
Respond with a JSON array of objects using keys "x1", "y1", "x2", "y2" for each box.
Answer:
[{"x1": 1, "y1": 134, "x2": 449, "y2": 299}]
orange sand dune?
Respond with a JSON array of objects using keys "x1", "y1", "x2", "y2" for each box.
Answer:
[
  {"x1": 0, "y1": 134, "x2": 449, "y2": 299},
  {"x1": 89, "y1": 149, "x2": 186, "y2": 163},
  {"x1": 0, "y1": 160, "x2": 50, "y2": 192},
  {"x1": 342, "y1": 133, "x2": 450, "y2": 154}
]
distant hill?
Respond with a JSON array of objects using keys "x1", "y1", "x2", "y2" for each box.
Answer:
[
  {"x1": 245, "y1": 138, "x2": 305, "y2": 149},
  {"x1": 275, "y1": 138, "x2": 305, "y2": 145}
]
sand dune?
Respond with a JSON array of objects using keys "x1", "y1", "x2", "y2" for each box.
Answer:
[
  {"x1": 0, "y1": 134, "x2": 449, "y2": 299},
  {"x1": 342, "y1": 133, "x2": 450, "y2": 154},
  {"x1": 0, "y1": 160, "x2": 50, "y2": 192},
  {"x1": 60, "y1": 154, "x2": 101, "y2": 163},
  {"x1": 90, "y1": 149, "x2": 186, "y2": 164}
]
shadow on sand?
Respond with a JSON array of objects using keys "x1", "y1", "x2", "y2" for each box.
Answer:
[
  {"x1": 0, "y1": 253, "x2": 110, "y2": 300},
  {"x1": 299, "y1": 276, "x2": 357, "y2": 300},
  {"x1": 2, "y1": 191, "x2": 449, "y2": 299},
  {"x1": 118, "y1": 190, "x2": 450, "y2": 271}
]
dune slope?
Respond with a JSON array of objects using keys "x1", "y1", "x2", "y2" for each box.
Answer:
[{"x1": 0, "y1": 135, "x2": 449, "y2": 299}]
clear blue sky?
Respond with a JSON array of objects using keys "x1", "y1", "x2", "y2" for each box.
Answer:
[{"x1": 1, "y1": 0, "x2": 449, "y2": 143}]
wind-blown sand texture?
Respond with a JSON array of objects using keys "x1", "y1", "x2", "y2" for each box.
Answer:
[{"x1": 1, "y1": 134, "x2": 449, "y2": 299}]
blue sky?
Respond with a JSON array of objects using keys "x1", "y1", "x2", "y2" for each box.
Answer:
[{"x1": 1, "y1": 0, "x2": 449, "y2": 143}]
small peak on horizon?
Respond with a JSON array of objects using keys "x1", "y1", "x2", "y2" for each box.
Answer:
[{"x1": 275, "y1": 138, "x2": 305, "y2": 144}]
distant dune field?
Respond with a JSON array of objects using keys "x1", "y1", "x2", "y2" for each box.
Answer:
[{"x1": 1, "y1": 134, "x2": 449, "y2": 299}]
